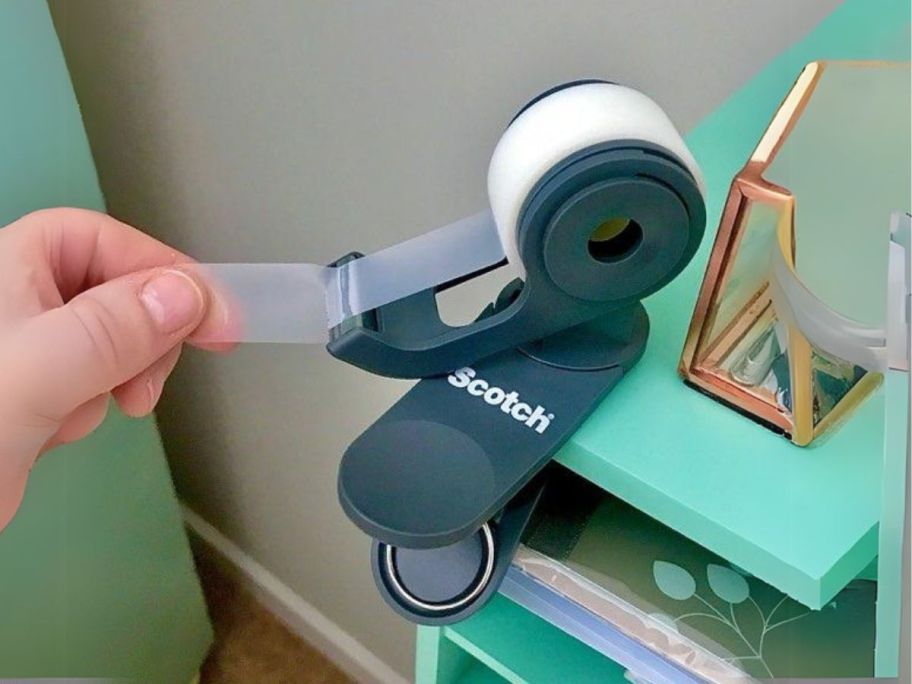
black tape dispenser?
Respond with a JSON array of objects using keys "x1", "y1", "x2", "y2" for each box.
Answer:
[{"x1": 333, "y1": 80, "x2": 706, "y2": 624}]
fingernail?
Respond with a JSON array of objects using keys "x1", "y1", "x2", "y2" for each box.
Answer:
[{"x1": 140, "y1": 270, "x2": 204, "y2": 333}]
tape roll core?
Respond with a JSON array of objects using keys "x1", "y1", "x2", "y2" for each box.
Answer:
[{"x1": 515, "y1": 141, "x2": 704, "y2": 306}]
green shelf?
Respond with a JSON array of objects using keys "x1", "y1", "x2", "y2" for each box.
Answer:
[
  {"x1": 556, "y1": 0, "x2": 910, "y2": 610},
  {"x1": 417, "y1": 595, "x2": 628, "y2": 684},
  {"x1": 456, "y1": 661, "x2": 508, "y2": 684}
]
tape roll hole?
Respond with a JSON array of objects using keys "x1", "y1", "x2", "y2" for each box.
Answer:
[{"x1": 587, "y1": 217, "x2": 643, "y2": 263}]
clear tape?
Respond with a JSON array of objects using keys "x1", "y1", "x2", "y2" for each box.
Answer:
[
  {"x1": 768, "y1": 242, "x2": 886, "y2": 371},
  {"x1": 768, "y1": 211, "x2": 911, "y2": 372},
  {"x1": 193, "y1": 210, "x2": 504, "y2": 344},
  {"x1": 194, "y1": 263, "x2": 334, "y2": 343}
]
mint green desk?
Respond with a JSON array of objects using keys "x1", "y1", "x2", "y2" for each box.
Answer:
[
  {"x1": 560, "y1": 0, "x2": 908, "y2": 612},
  {"x1": 417, "y1": 2, "x2": 910, "y2": 681},
  {"x1": 0, "y1": 1, "x2": 212, "y2": 680}
]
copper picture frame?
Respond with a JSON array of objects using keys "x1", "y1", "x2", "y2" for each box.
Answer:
[{"x1": 679, "y1": 61, "x2": 908, "y2": 446}]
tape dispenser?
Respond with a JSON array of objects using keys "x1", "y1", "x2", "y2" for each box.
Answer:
[{"x1": 196, "y1": 80, "x2": 706, "y2": 624}]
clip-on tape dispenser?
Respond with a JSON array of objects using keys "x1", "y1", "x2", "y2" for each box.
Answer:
[{"x1": 195, "y1": 80, "x2": 705, "y2": 625}]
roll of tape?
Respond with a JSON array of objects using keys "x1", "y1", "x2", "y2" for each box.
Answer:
[{"x1": 488, "y1": 82, "x2": 704, "y2": 276}]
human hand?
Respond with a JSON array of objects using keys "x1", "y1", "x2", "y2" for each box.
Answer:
[{"x1": 0, "y1": 208, "x2": 227, "y2": 531}]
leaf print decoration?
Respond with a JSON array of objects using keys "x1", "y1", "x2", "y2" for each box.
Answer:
[
  {"x1": 653, "y1": 561, "x2": 696, "y2": 601},
  {"x1": 707, "y1": 563, "x2": 750, "y2": 603}
]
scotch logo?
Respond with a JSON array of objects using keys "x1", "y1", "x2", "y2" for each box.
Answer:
[{"x1": 447, "y1": 367, "x2": 554, "y2": 434}]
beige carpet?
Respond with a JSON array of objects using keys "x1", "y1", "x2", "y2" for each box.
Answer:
[{"x1": 193, "y1": 544, "x2": 353, "y2": 684}]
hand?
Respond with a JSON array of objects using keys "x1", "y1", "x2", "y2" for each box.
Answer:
[{"x1": 0, "y1": 208, "x2": 227, "y2": 531}]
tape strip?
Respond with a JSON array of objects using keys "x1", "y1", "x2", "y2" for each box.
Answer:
[
  {"x1": 194, "y1": 210, "x2": 504, "y2": 344},
  {"x1": 768, "y1": 211, "x2": 911, "y2": 372},
  {"x1": 768, "y1": 238, "x2": 886, "y2": 371},
  {"x1": 194, "y1": 263, "x2": 333, "y2": 343}
]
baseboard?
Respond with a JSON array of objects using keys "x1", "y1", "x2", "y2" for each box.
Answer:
[{"x1": 181, "y1": 504, "x2": 410, "y2": 684}]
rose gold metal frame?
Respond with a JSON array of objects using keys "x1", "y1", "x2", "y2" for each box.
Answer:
[{"x1": 679, "y1": 61, "x2": 896, "y2": 445}]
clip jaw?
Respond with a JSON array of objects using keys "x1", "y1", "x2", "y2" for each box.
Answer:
[
  {"x1": 372, "y1": 475, "x2": 547, "y2": 625},
  {"x1": 337, "y1": 292, "x2": 648, "y2": 624}
]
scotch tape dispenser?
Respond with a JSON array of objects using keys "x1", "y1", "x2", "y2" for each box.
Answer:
[
  {"x1": 199, "y1": 80, "x2": 706, "y2": 624},
  {"x1": 195, "y1": 79, "x2": 704, "y2": 379}
]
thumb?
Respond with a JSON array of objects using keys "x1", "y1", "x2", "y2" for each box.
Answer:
[{"x1": 3, "y1": 267, "x2": 207, "y2": 427}]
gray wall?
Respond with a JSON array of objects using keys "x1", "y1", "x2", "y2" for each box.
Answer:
[{"x1": 48, "y1": 1, "x2": 839, "y2": 678}]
